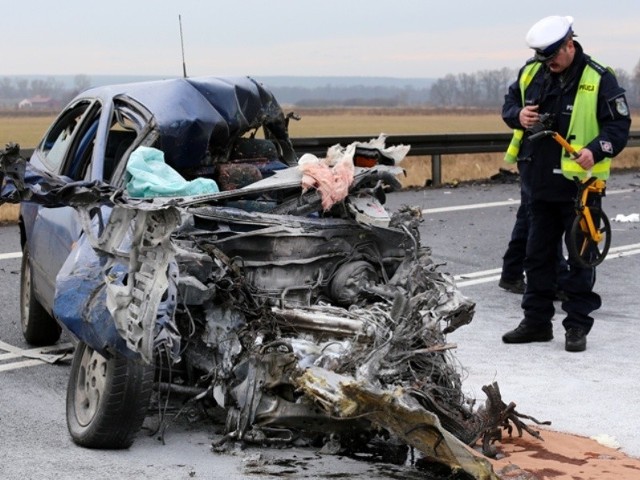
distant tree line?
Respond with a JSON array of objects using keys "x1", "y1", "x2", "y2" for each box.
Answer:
[
  {"x1": 420, "y1": 64, "x2": 639, "y2": 109},
  {"x1": 427, "y1": 68, "x2": 514, "y2": 108},
  {"x1": 0, "y1": 74, "x2": 92, "y2": 109},
  {"x1": 277, "y1": 60, "x2": 640, "y2": 109},
  {"x1": 273, "y1": 85, "x2": 432, "y2": 107},
  {"x1": 1, "y1": 60, "x2": 639, "y2": 110}
]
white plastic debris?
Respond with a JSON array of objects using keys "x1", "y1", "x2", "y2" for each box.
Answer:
[
  {"x1": 590, "y1": 434, "x2": 621, "y2": 450},
  {"x1": 611, "y1": 213, "x2": 640, "y2": 223},
  {"x1": 298, "y1": 153, "x2": 320, "y2": 166},
  {"x1": 353, "y1": 133, "x2": 411, "y2": 165}
]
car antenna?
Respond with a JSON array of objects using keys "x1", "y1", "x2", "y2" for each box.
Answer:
[{"x1": 179, "y1": 14, "x2": 188, "y2": 78}]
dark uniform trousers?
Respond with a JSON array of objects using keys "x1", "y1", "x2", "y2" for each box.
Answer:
[
  {"x1": 501, "y1": 195, "x2": 529, "y2": 282},
  {"x1": 521, "y1": 198, "x2": 601, "y2": 334},
  {"x1": 502, "y1": 190, "x2": 570, "y2": 286}
]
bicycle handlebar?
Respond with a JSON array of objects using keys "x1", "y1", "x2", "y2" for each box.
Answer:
[{"x1": 528, "y1": 130, "x2": 580, "y2": 160}]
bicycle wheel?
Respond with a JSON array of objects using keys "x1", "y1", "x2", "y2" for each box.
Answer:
[{"x1": 568, "y1": 207, "x2": 611, "y2": 268}]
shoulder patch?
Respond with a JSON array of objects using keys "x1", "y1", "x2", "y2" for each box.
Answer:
[{"x1": 615, "y1": 96, "x2": 630, "y2": 116}]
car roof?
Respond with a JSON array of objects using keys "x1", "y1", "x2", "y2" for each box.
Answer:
[{"x1": 81, "y1": 76, "x2": 293, "y2": 169}]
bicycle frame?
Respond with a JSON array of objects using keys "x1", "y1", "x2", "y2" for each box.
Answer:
[
  {"x1": 575, "y1": 176, "x2": 606, "y2": 246},
  {"x1": 527, "y1": 129, "x2": 611, "y2": 266}
]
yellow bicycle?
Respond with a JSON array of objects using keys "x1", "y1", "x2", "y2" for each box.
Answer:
[{"x1": 529, "y1": 130, "x2": 611, "y2": 268}]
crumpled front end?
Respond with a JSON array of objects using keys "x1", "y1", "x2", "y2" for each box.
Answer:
[
  {"x1": 53, "y1": 204, "x2": 183, "y2": 363},
  {"x1": 1, "y1": 136, "x2": 546, "y2": 479}
]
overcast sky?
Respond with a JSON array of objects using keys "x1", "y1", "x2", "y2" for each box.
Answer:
[{"x1": 2, "y1": 0, "x2": 638, "y2": 79}]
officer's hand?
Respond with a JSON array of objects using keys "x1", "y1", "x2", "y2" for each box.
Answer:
[
  {"x1": 519, "y1": 105, "x2": 540, "y2": 129},
  {"x1": 575, "y1": 148, "x2": 595, "y2": 171}
]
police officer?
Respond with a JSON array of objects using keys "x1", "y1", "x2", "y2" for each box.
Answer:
[{"x1": 501, "y1": 15, "x2": 631, "y2": 352}]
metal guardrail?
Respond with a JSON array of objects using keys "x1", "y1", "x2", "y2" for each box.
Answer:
[
  {"x1": 18, "y1": 131, "x2": 640, "y2": 187},
  {"x1": 292, "y1": 131, "x2": 640, "y2": 185}
]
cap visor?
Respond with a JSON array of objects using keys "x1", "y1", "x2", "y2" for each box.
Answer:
[{"x1": 534, "y1": 50, "x2": 556, "y2": 62}]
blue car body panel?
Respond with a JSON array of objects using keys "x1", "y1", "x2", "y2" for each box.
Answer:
[{"x1": 79, "y1": 76, "x2": 294, "y2": 170}]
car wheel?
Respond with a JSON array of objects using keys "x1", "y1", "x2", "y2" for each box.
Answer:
[
  {"x1": 20, "y1": 246, "x2": 61, "y2": 346},
  {"x1": 66, "y1": 341, "x2": 154, "y2": 449}
]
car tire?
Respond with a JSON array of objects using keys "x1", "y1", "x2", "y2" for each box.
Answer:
[
  {"x1": 66, "y1": 341, "x2": 154, "y2": 449},
  {"x1": 20, "y1": 246, "x2": 61, "y2": 346}
]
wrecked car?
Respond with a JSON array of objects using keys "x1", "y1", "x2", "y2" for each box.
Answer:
[{"x1": 0, "y1": 76, "x2": 546, "y2": 479}]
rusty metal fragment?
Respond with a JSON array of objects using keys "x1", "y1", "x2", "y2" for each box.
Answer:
[{"x1": 297, "y1": 367, "x2": 499, "y2": 480}]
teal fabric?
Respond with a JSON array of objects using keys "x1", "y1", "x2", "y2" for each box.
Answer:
[{"x1": 126, "y1": 146, "x2": 219, "y2": 198}]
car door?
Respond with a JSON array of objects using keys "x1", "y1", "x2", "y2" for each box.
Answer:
[
  {"x1": 25, "y1": 95, "x2": 153, "y2": 313},
  {"x1": 25, "y1": 99, "x2": 103, "y2": 311}
]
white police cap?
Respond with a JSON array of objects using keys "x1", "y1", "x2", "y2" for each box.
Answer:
[{"x1": 526, "y1": 15, "x2": 574, "y2": 61}]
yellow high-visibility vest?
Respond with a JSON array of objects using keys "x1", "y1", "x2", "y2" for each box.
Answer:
[
  {"x1": 504, "y1": 62, "x2": 542, "y2": 164},
  {"x1": 504, "y1": 61, "x2": 610, "y2": 180},
  {"x1": 562, "y1": 66, "x2": 610, "y2": 180}
]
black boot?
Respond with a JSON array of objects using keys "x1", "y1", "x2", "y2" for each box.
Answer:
[
  {"x1": 565, "y1": 328, "x2": 587, "y2": 352},
  {"x1": 502, "y1": 323, "x2": 553, "y2": 343},
  {"x1": 499, "y1": 277, "x2": 526, "y2": 294}
]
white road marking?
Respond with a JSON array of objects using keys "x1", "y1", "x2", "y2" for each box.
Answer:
[
  {"x1": 455, "y1": 242, "x2": 640, "y2": 287},
  {"x1": 0, "y1": 359, "x2": 46, "y2": 372},
  {"x1": 423, "y1": 199, "x2": 519, "y2": 214},
  {"x1": 0, "y1": 252, "x2": 22, "y2": 261},
  {"x1": 0, "y1": 341, "x2": 74, "y2": 372},
  {"x1": 421, "y1": 188, "x2": 636, "y2": 215}
]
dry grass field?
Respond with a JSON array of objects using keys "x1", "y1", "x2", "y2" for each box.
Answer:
[
  {"x1": 0, "y1": 114, "x2": 56, "y2": 147},
  {"x1": 287, "y1": 109, "x2": 516, "y2": 188},
  {"x1": 1, "y1": 110, "x2": 638, "y2": 223}
]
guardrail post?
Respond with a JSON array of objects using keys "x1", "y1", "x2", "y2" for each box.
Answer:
[{"x1": 431, "y1": 154, "x2": 442, "y2": 186}]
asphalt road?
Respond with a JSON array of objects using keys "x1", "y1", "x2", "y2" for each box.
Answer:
[{"x1": 1, "y1": 171, "x2": 639, "y2": 479}]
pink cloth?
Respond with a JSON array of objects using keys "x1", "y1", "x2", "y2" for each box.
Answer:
[{"x1": 300, "y1": 160, "x2": 355, "y2": 211}]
